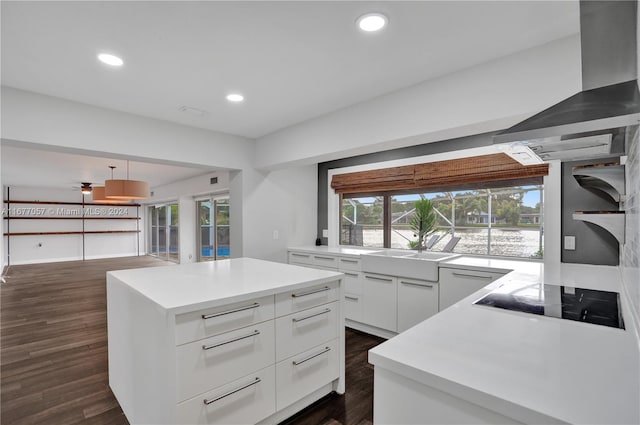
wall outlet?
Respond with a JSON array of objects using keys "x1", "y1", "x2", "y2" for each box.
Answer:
[
  {"x1": 564, "y1": 235, "x2": 576, "y2": 250},
  {"x1": 273, "y1": 230, "x2": 279, "y2": 240},
  {"x1": 322, "y1": 229, "x2": 328, "y2": 238}
]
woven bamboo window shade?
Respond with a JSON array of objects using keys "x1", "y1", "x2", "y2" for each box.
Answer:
[{"x1": 330, "y1": 153, "x2": 549, "y2": 195}]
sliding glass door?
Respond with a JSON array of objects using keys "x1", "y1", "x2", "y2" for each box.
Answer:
[
  {"x1": 197, "y1": 196, "x2": 230, "y2": 261},
  {"x1": 148, "y1": 203, "x2": 179, "y2": 262}
]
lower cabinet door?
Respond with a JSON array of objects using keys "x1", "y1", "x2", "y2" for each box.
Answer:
[
  {"x1": 275, "y1": 339, "x2": 339, "y2": 410},
  {"x1": 362, "y1": 273, "x2": 397, "y2": 332},
  {"x1": 397, "y1": 278, "x2": 439, "y2": 333},
  {"x1": 176, "y1": 365, "x2": 276, "y2": 425},
  {"x1": 176, "y1": 320, "x2": 275, "y2": 402}
]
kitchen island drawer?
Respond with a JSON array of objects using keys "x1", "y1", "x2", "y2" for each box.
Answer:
[
  {"x1": 175, "y1": 295, "x2": 274, "y2": 345},
  {"x1": 275, "y1": 301, "x2": 338, "y2": 362},
  {"x1": 176, "y1": 365, "x2": 276, "y2": 425},
  {"x1": 276, "y1": 339, "x2": 339, "y2": 410},
  {"x1": 176, "y1": 320, "x2": 275, "y2": 402},
  {"x1": 275, "y1": 281, "x2": 339, "y2": 316}
]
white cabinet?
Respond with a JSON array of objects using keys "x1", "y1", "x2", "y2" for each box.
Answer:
[
  {"x1": 175, "y1": 295, "x2": 275, "y2": 345},
  {"x1": 439, "y1": 267, "x2": 505, "y2": 310},
  {"x1": 177, "y1": 365, "x2": 276, "y2": 425},
  {"x1": 108, "y1": 262, "x2": 344, "y2": 425},
  {"x1": 362, "y1": 273, "x2": 397, "y2": 332},
  {"x1": 176, "y1": 320, "x2": 275, "y2": 402},
  {"x1": 397, "y1": 278, "x2": 439, "y2": 333},
  {"x1": 275, "y1": 301, "x2": 339, "y2": 361},
  {"x1": 342, "y1": 271, "x2": 363, "y2": 322},
  {"x1": 288, "y1": 251, "x2": 314, "y2": 266}
]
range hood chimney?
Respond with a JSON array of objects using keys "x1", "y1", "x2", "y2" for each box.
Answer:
[{"x1": 494, "y1": 0, "x2": 640, "y2": 162}]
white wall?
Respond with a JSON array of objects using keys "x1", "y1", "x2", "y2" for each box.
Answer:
[
  {"x1": 256, "y1": 35, "x2": 582, "y2": 170},
  {"x1": 1, "y1": 87, "x2": 255, "y2": 171},
  {"x1": 0, "y1": 145, "x2": 3, "y2": 274},
  {"x1": 233, "y1": 165, "x2": 318, "y2": 263},
  {"x1": 4, "y1": 186, "x2": 142, "y2": 265},
  {"x1": 149, "y1": 171, "x2": 230, "y2": 203}
]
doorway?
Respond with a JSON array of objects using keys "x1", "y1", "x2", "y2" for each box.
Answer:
[
  {"x1": 196, "y1": 196, "x2": 230, "y2": 261},
  {"x1": 148, "y1": 203, "x2": 179, "y2": 262}
]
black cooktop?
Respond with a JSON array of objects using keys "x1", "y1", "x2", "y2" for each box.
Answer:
[{"x1": 474, "y1": 281, "x2": 625, "y2": 329}]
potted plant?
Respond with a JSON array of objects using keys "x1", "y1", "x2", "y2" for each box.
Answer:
[{"x1": 409, "y1": 199, "x2": 437, "y2": 251}]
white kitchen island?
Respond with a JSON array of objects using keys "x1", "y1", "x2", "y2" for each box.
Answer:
[{"x1": 107, "y1": 257, "x2": 345, "y2": 425}]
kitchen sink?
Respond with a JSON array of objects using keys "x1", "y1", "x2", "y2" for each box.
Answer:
[{"x1": 361, "y1": 250, "x2": 460, "y2": 281}]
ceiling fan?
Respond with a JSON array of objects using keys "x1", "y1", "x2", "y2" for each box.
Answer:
[{"x1": 72, "y1": 182, "x2": 93, "y2": 194}]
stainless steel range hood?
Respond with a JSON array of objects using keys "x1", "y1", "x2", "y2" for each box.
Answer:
[{"x1": 494, "y1": 1, "x2": 640, "y2": 162}]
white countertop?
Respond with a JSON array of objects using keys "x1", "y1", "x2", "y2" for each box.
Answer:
[
  {"x1": 288, "y1": 245, "x2": 383, "y2": 257},
  {"x1": 107, "y1": 257, "x2": 343, "y2": 315},
  {"x1": 369, "y1": 263, "x2": 640, "y2": 424},
  {"x1": 440, "y1": 255, "x2": 542, "y2": 275}
]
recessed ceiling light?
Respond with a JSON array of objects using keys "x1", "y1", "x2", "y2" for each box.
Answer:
[
  {"x1": 226, "y1": 93, "x2": 244, "y2": 102},
  {"x1": 97, "y1": 53, "x2": 124, "y2": 67},
  {"x1": 356, "y1": 13, "x2": 388, "y2": 32}
]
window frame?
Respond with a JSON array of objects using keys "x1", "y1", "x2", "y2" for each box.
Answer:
[{"x1": 339, "y1": 184, "x2": 544, "y2": 259}]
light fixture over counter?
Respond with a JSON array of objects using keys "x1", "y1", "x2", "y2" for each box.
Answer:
[
  {"x1": 91, "y1": 185, "x2": 134, "y2": 203},
  {"x1": 94, "y1": 162, "x2": 150, "y2": 201}
]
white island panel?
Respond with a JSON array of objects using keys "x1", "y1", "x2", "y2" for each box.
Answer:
[
  {"x1": 107, "y1": 258, "x2": 344, "y2": 425},
  {"x1": 369, "y1": 263, "x2": 640, "y2": 425}
]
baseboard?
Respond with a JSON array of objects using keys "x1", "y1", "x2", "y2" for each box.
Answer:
[
  {"x1": 345, "y1": 320, "x2": 396, "y2": 340},
  {"x1": 258, "y1": 382, "x2": 334, "y2": 425},
  {"x1": 6, "y1": 253, "x2": 142, "y2": 266}
]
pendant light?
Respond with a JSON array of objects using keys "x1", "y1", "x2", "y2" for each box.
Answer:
[
  {"x1": 105, "y1": 160, "x2": 150, "y2": 200},
  {"x1": 92, "y1": 166, "x2": 129, "y2": 203}
]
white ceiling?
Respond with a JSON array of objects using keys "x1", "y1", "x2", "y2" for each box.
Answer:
[
  {"x1": 1, "y1": 1, "x2": 580, "y2": 140},
  {"x1": 0, "y1": 145, "x2": 212, "y2": 190}
]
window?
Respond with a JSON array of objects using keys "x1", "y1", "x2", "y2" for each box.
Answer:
[
  {"x1": 340, "y1": 196, "x2": 384, "y2": 247},
  {"x1": 196, "y1": 197, "x2": 230, "y2": 261},
  {"x1": 148, "y1": 203, "x2": 179, "y2": 262},
  {"x1": 340, "y1": 185, "x2": 544, "y2": 259}
]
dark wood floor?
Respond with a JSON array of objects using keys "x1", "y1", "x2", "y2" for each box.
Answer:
[
  {"x1": 1, "y1": 256, "x2": 385, "y2": 425},
  {"x1": 280, "y1": 329, "x2": 385, "y2": 425},
  {"x1": 1, "y1": 256, "x2": 172, "y2": 425}
]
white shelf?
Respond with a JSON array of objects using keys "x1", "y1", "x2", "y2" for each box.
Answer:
[
  {"x1": 572, "y1": 163, "x2": 625, "y2": 202},
  {"x1": 572, "y1": 212, "x2": 625, "y2": 244}
]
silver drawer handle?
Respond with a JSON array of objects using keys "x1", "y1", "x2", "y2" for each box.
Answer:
[
  {"x1": 340, "y1": 259, "x2": 358, "y2": 263},
  {"x1": 345, "y1": 295, "x2": 359, "y2": 301},
  {"x1": 344, "y1": 272, "x2": 358, "y2": 278},
  {"x1": 452, "y1": 272, "x2": 491, "y2": 279},
  {"x1": 291, "y1": 253, "x2": 310, "y2": 258},
  {"x1": 400, "y1": 281, "x2": 434, "y2": 288},
  {"x1": 203, "y1": 377, "x2": 261, "y2": 405},
  {"x1": 202, "y1": 303, "x2": 260, "y2": 320},
  {"x1": 291, "y1": 286, "x2": 330, "y2": 298},
  {"x1": 365, "y1": 276, "x2": 393, "y2": 282},
  {"x1": 292, "y1": 308, "x2": 331, "y2": 323},
  {"x1": 292, "y1": 346, "x2": 331, "y2": 366},
  {"x1": 314, "y1": 256, "x2": 334, "y2": 261},
  {"x1": 202, "y1": 330, "x2": 260, "y2": 350}
]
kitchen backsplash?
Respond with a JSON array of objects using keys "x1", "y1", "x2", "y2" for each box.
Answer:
[{"x1": 622, "y1": 124, "x2": 639, "y2": 334}]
